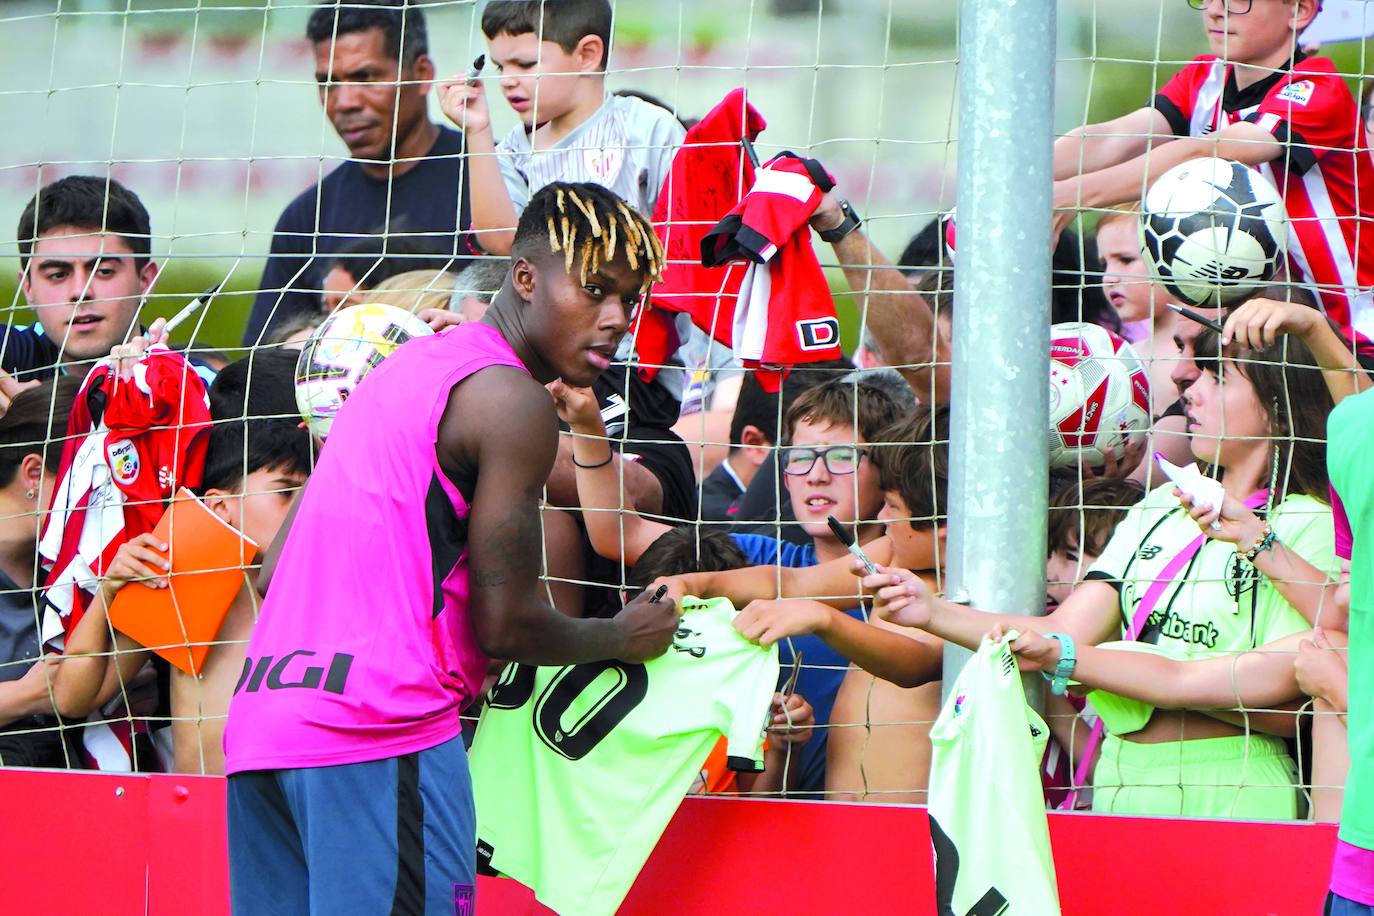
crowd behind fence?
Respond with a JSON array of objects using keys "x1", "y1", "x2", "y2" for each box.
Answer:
[{"x1": 0, "y1": 0, "x2": 1367, "y2": 840}]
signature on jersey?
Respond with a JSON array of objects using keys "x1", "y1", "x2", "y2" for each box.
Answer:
[{"x1": 672, "y1": 625, "x2": 707, "y2": 658}]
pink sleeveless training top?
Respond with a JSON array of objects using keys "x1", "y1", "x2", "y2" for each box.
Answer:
[{"x1": 224, "y1": 322, "x2": 527, "y2": 773}]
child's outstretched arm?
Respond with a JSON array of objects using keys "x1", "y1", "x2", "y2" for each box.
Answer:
[
  {"x1": 1053, "y1": 120, "x2": 1283, "y2": 238},
  {"x1": 438, "y1": 71, "x2": 519, "y2": 256},
  {"x1": 733, "y1": 597, "x2": 941, "y2": 688},
  {"x1": 1053, "y1": 107, "x2": 1174, "y2": 181},
  {"x1": 50, "y1": 533, "x2": 164, "y2": 718},
  {"x1": 864, "y1": 562, "x2": 1122, "y2": 650},
  {"x1": 548, "y1": 381, "x2": 669, "y2": 566},
  {"x1": 996, "y1": 624, "x2": 1307, "y2": 711},
  {"x1": 659, "y1": 537, "x2": 895, "y2": 611}
]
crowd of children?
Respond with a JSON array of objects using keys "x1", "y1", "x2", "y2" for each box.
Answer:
[{"x1": 2, "y1": 0, "x2": 1372, "y2": 911}]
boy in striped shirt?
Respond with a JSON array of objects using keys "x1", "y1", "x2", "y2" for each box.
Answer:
[{"x1": 1053, "y1": 0, "x2": 1374, "y2": 355}]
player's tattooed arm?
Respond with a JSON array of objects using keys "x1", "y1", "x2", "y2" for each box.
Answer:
[{"x1": 468, "y1": 483, "x2": 544, "y2": 588}]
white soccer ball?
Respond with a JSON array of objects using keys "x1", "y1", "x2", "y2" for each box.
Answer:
[
  {"x1": 295, "y1": 302, "x2": 433, "y2": 438},
  {"x1": 1048, "y1": 322, "x2": 1151, "y2": 470},
  {"x1": 1139, "y1": 157, "x2": 1287, "y2": 306}
]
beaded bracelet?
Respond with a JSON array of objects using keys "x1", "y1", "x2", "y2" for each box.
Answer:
[{"x1": 1240, "y1": 522, "x2": 1276, "y2": 564}]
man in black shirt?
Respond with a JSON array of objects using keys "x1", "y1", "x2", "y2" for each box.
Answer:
[
  {"x1": 243, "y1": 0, "x2": 475, "y2": 344},
  {"x1": 7, "y1": 176, "x2": 162, "y2": 386}
]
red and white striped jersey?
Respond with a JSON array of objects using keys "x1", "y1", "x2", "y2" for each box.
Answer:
[{"x1": 1154, "y1": 54, "x2": 1374, "y2": 350}]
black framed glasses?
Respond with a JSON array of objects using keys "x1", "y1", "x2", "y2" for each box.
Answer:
[
  {"x1": 780, "y1": 445, "x2": 868, "y2": 477},
  {"x1": 1186, "y1": 0, "x2": 1254, "y2": 13}
]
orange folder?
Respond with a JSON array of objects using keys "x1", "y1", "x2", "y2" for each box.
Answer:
[{"x1": 108, "y1": 487, "x2": 258, "y2": 676}]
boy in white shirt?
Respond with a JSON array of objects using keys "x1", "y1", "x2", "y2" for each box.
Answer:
[{"x1": 440, "y1": 0, "x2": 684, "y2": 256}]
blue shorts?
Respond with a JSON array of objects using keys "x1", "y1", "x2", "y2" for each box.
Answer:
[
  {"x1": 1327, "y1": 892, "x2": 1374, "y2": 916},
  {"x1": 227, "y1": 734, "x2": 475, "y2": 916}
]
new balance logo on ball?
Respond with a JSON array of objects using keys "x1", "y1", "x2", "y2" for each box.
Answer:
[{"x1": 1192, "y1": 261, "x2": 1253, "y2": 282}]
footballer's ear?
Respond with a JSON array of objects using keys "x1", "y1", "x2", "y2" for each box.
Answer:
[{"x1": 511, "y1": 256, "x2": 537, "y2": 303}]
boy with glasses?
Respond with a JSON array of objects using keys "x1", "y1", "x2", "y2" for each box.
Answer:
[
  {"x1": 552, "y1": 376, "x2": 906, "y2": 795},
  {"x1": 1054, "y1": 0, "x2": 1374, "y2": 357}
]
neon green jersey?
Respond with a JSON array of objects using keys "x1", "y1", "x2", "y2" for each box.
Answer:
[
  {"x1": 1089, "y1": 484, "x2": 1335, "y2": 657},
  {"x1": 469, "y1": 596, "x2": 778, "y2": 916},
  {"x1": 928, "y1": 635, "x2": 1060, "y2": 915},
  {"x1": 1329, "y1": 390, "x2": 1374, "y2": 851}
]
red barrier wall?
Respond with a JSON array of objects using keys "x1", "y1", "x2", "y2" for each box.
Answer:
[{"x1": 0, "y1": 768, "x2": 1337, "y2": 915}]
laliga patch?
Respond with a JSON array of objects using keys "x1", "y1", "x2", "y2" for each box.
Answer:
[
  {"x1": 107, "y1": 439, "x2": 140, "y2": 487},
  {"x1": 1276, "y1": 80, "x2": 1314, "y2": 106},
  {"x1": 583, "y1": 144, "x2": 625, "y2": 185},
  {"x1": 796, "y1": 317, "x2": 840, "y2": 351}
]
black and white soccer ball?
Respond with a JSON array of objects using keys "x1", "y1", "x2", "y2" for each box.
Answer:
[{"x1": 1139, "y1": 157, "x2": 1287, "y2": 306}]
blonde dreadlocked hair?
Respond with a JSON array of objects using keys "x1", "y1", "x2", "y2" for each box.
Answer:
[{"x1": 513, "y1": 181, "x2": 665, "y2": 295}]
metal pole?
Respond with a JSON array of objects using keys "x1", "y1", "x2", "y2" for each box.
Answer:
[{"x1": 945, "y1": 0, "x2": 1056, "y2": 696}]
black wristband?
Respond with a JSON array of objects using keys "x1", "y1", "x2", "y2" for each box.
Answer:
[
  {"x1": 573, "y1": 452, "x2": 614, "y2": 469},
  {"x1": 819, "y1": 198, "x2": 862, "y2": 243}
]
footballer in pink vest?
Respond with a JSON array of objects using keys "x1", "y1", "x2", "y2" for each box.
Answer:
[{"x1": 225, "y1": 181, "x2": 679, "y2": 916}]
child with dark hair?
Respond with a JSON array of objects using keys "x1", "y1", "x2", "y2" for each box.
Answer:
[
  {"x1": 438, "y1": 0, "x2": 683, "y2": 257},
  {"x1": 0, "y1": 379, "x2": 80, "y2": 766},
  {"x1": 49, "y1": 354, "x2": 316, "y2": 775},
  {"x1": 1040, "y1": 476, "x2": 1146, "y2": 804},
  {"x1": 319, "y1": 234, "x2": 450, "y2": 312},
  {"x1": 626, "y1": 526, "x2": 747, "y2": 591},
  {"x1": 1046, "y1": 477, "x2": 1146, "y2": 610},
  {"x1": 205, "y1": 349, "x2": 302, "y2": 424}
]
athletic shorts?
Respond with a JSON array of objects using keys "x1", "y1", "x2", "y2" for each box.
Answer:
[
  {"x1": 227, "y1": 734, "x2": 476, "y2": 916},
  {"x1": 1326, "y1": 892, "x2": 1374, "y2": 915},
  {"x1": 1092, "y1": 733, "x2": 1299, "y2": 820}
]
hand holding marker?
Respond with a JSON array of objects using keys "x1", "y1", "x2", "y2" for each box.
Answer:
[{"x1": 828, "y1": 515, "x2": 879, "y2": 575}]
